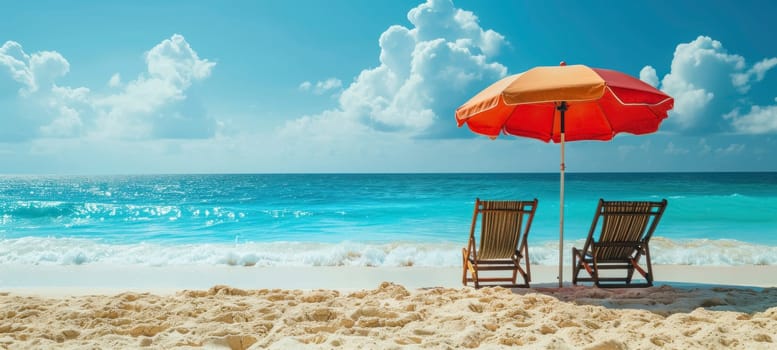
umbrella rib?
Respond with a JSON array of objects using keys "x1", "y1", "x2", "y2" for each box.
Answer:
[
  {"x1": 595, "y1": 101, "x2": 614, "y2": 136},
  {"x1": 605, "y1": 86, "x2": 673, "y2": 108}
]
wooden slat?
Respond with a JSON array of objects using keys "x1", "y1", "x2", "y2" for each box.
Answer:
[
  {"x1": 462, "y1": 198, "x2": 537, "y2": 289},
  {"x1": 571, "y1": 198, "x2": 667, "y2": 288}
]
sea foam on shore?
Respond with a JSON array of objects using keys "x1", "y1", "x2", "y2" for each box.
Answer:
[{"x1": 2, "y1": 236, "x2": 776, "y2": 267}]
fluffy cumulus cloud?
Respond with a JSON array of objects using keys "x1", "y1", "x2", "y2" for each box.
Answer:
[
  {"x1": 1, "y1": 41, "x2": 75, "y2": 141},
  {"x1": 282, "y1": 0, "x2": 507, "y2": 140},
  {"x1": 0, "y1": 41, "x2": 70, "y2": 95},
  {"x1": 0, "y1": 34, "x2": 216, "y2": 142},
  {"x1": 91, "y1": 34, "x2": 216, "y2": 139},
  {"x1": 642, "y1": 36, "x2": 777, "y2": 134}
]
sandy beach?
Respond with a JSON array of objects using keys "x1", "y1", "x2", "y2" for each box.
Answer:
[{"x1": 2, "y1": 265, "x2": 777, "y2": 349}]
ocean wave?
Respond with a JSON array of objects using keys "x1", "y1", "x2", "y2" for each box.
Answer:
[
  {"x1": 1, "y1": 201, "x2": 245, "y2": 226},
  {"x1": 6, "y1": 201, "x2": 76, "y2": 219},
  {"x1": 1, "y1": 237, "x2": 776, "y2": 267}
]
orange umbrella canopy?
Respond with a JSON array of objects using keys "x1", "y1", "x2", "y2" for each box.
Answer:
[{"x1": 455, "y1": 64, "x2": 674, "y2": 142}]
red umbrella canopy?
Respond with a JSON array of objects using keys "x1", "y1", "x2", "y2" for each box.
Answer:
[{"x1": 455, "y1": 64, "x2": 674, "y2": 142}]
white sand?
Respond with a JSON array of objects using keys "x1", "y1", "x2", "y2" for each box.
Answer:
[{"x1": 1, "y1": 265, "x2": 777, "y2": 349}]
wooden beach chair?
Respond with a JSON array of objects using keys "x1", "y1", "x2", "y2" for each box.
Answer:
[
  {"x1": 572, "y1": 199, "x2": 668, "y2": 288},
  {"x1": 462, "y1": 198, "x2": 538, "y2": 288}
]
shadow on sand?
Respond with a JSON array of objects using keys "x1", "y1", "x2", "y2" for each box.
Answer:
[{"x1": 511, "y1": 282, "x2": 777, "y2": 315}]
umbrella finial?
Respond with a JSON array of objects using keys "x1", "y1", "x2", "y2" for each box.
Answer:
[{"x1": 560, "y1": 61, "x2": 567, "y2": 66}]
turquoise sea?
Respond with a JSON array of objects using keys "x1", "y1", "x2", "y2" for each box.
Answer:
[{"x1": 1, "y1": 173, "x2": 776, "y2": 266}]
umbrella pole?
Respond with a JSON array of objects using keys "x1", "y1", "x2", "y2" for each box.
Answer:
[{"x1": 558, "y1": 102, "x2": 567, "y2": 288}]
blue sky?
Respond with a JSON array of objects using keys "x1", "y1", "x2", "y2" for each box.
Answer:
[{"x1": 1, "y1": 0, "x2": 776, "y2": 174}]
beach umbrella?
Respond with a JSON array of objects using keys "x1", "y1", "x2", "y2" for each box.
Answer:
[{"x1": 455, "y1": 63, "x2": 674, "y2": 287}]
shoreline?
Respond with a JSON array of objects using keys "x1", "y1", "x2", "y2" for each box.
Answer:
[{"x1": 3, "y1": 264, "x2": 777, "y2": 297}]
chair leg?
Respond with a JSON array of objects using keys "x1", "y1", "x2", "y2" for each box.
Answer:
[
  {"x1": 461, "y1": 248, "x2": 482, "y2": 288},
  {"x1": 571, "y1": 248, "x2": 579, "y2": 285},
  {"x1": 461, "y1": 248, "x2": 468, "y2": 286},
  {"x1": 626, "y1": 262, "x2": 635, "y2": 284},
  {"x1": 644, "y1": 246, "x2": 654, "y2": 286}
]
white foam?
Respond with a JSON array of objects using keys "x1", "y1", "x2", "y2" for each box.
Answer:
[{"x1": 0, "y1": 236, "x2": 775, "y2": 267}]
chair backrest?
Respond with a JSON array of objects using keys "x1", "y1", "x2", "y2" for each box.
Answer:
[
  {"x1": 475, "y1": 199, "x2": 538, "y2": 260},
  {"x1": 585, "y1": 199, "x2": 667, "y2": 260}
]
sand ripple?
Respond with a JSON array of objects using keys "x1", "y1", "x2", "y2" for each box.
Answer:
[{"x1": 1, "y1": 283, "x2": 777, "y2": 349}]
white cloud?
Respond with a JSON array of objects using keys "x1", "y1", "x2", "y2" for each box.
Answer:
[
  {"x1": 668, "y1": 86, "x2": 714, "y2": 129},
  {"x1": 408, "y1": 0, "x2": 505, "y2": 56},
  {"x1": 316, "y1": 78, "x2": 342, "y2": 93},
  {"x1": 0, "y1": 40, "x2": 69, "y2": 95},
  {"x1": 664, "y1": 141, "x2": 689, "y2": 155},
  {"x1": 283, "y1": 0, "x2": 507, "y2": 139},
  {"x1": 724, "y1": 104, "x2": 777, "y2": 134},
  {"x1": 639, "y1": 65, "x2": 659, "y2": 87},
  {"x1": 108, "y1": 73, "x2": 121, "y2": 87},
  {"x1": 299, "y1": 78, "x2": 342, "y2": 95},
  {"x1": 657, "y1": 36, "x2": 740, "y2": 128},
  {"x1": 39, "y1": 105, "x2": 83, "y2": 137},
  {"x1": 39, "y1": 85, "x2": 91, "y2": 138},
  {"x1": 52, "y1": 85, "x2": 90, "y2": 102},
  {"x1": 733, "y1": 57, "x2": 777, "y2": 93},
  {"x1": 752, "y1": 58, "x2": 777, "y2": 81},
  {"x1": 146, "y1": 34, "x2": 214, "y2": 84},
  {"x1": 93, "y1": 34, "x2": 214, "y2": 121},
  {"x1": 0, "y1": 34, "x2": 217, "y2": 141},
  {"x1": 645, "y1": 36, "x2": 777, "y2": 131},
  {"x1": 715, "y1": 143, "x2": 745, "y2": 155},
  {"x1": 0, "y1": 41, "x2": 32, "y2": 88},
  {"x1": 1, "y1": 40, "x2": 76, "y2": 140}
]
